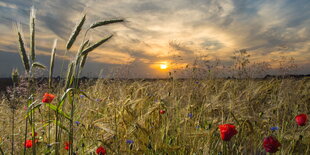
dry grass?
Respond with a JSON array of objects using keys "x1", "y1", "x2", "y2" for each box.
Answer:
[{"x1": 0, "y1": 78, "x2": 309, "y2": 154}]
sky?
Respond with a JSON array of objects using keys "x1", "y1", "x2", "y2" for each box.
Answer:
[{"x1": 0, "y1": 0, "x2": 309, "y2": 78}]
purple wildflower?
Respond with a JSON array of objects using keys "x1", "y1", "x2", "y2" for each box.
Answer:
[
  {"x1": 188, "y1": 113, "x2": 193, "y2": 118},
  {"x1": 126, "y1": 140, "x2": 134, "y2": 144},
  {"x1": 270, "y1": 126, "x2": 279, "y2": 131}
]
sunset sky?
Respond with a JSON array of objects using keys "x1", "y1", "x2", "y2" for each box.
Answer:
[{"x1": 0, "y1": 0, "x2": 309, "y2": 78}]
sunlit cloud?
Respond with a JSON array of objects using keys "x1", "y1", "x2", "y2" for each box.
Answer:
[{"x1": 0, "y1": 0, "x2": 309, "y2": 77}]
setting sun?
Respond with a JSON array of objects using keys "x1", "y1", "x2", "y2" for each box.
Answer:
[{"x1": 160, "y1": 64, "x2": 168, "y2": 70}]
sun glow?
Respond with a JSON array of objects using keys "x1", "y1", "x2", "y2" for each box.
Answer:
[{"x1": 160, "y1": 64, "x2": 168, "y2": 70}]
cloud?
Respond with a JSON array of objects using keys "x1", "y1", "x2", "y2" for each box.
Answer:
[{"x1": 0, "y1": 0, "x2": 309, "y2": 77}]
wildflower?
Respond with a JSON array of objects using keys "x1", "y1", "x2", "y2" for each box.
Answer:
[
  {"x1": 96, "y1": 99, "x2": 102, "y2": 102},
  {"x1": 24, "y1": 139, "x2": 37, "y2": 148},
  {"x1": 159, "y1": 110, "x2": 166, "y2": 114},
  {"x1": 295, "y1": 114, "x2": 308, "y2": 126},
  {"x1": 188, "y1": 113, "x2": 193, "y2": 118},
  {"x1": 24, "y1": 140, "x2": 33, "y2": 148},
  {"x1": 263, "y1": 136, "x2": 281, "y2": 153},
  {"x1": 270, "y1": 127, "x2": 279, "y2": 131},
  {"x1": 126, "y1": 140, "x2": 134, "y2": 144},
  {"x1": 80, "y1": 94, "x2": 85, "y2": 98},
  {"x1": 42, "y1": 93, "x2": 55, "y2": 103},
  {"x1": 64, "y1": 142, "x2": 69, "y2": 150},
  {"x1": 218, "y1": 124, "x2": 238, "y2": 141},
  {"x1": 96, "y1": 146, "x2": 106, "y2": 155},
  {"x1": 75, "y1": 121, "x2": 80, "y2": 126}
]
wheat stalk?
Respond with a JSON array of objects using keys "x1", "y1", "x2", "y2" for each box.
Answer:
[
  {"x1": 78, "y1": 40, "x2": 90, "y2": 68},
  {"x1": 17, "y1": 30, "x2": 30, "y2": 72},
  {"x1": 89, "y1": 19, "x2": 124, "y2": 29},
  {"x1": 65, "y1": 62, "x2": 75, "y2": 90},
  {"x1": 49, "y1": 39, "x2": 57, "y2": 88},
  {"x1": 30, "y1": 6, "x2": 36, "y2": 62},
  {"x1": 80, "y1": 34, "x2": 113, "y2": 56},
  {"x1": 66, "y1": 14, "x2": 86, "y2": 50}
]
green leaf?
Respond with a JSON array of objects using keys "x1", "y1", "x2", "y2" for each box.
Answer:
[
  {"x1": 25, "y1": 101, "x2": 41, "y2": 118},
  {"x1": 54, "y1": 120, "x2": 69, "y2": 133},
  {"x1": 46, "y1": 103, "x2": 71, "y2": 120}
]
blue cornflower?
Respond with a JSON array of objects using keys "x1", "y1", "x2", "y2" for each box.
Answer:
[
  {"x1": 126, "y1": 140, "x2": 134, "y2": 144},
  {"x1": 188, "y1": 113, "x2": 193, "y2": 118},
  {"x1": 270, "y1": 126, "x2": 279, "y2": 131},
  {"x1": 75, "y1": 121, "x2": 80, "y2": 126}
]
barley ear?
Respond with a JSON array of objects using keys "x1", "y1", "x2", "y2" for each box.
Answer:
[
  {"x1": 17, "y1": 31, "x2": 30, "y2": 72},
  {"x1": 65, "y1": 62, "x2": 75, "y2": 90},
  {"x1": 66, "y1": 14, "x2": 86, "y2": 50},
  {"x1": 80, "y1": 34, "x2": 113, "y2": 56},
  {"x1": 11, "y1": 68, "x2": 19, "y2": 84},
  {"x1": 77, "y1": 40, "x2": 90, "y2": 68},
  {"x1": 30, "y1": 6, "x2": 36, "y2": 61},
  {"x1": 32, "y1": 62, "x2": 46, "y2": 69},
  {"x1": 80, "y1": 53, "x2": 88, "y2": 69},
  {"x1": 89, "y1": 19, "x2": 124, "y2": 29},
  {"x1": 49, "y1": 39, "x2": 57, "y2": 88}
]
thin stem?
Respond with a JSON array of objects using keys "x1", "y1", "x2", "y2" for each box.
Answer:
[
  {"x1": 23, "y1": 117, "x2": 28, "y2": 155},
  {"x1": 31, "y1": 109, "x2": 36, "y2": 155},
  {"x1": 55, "y1": 111, "x2": 59, "y2": 155},
  {"x1": 48, "y1": 107, "x2": 51, "y2": 146},
  {"x1": 11, "y1": 109, "x2": 15, "y2": 155}
]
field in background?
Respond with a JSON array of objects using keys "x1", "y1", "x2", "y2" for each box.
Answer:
[{"x1": 0, "y1": 78, "x2": 309, "y2": 154}]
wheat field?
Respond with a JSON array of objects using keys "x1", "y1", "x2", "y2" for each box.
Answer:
[{"x1": 0, "y1": 78, "x2": 309, "y2": 154}]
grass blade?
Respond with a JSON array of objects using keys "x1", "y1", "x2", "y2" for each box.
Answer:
[
  {"x1": 46, "y1": 103, "x2": 71, "y2": 120},
  {"x1": 17, "y1": 31, "x2": 30, "y2": 72},
  {"x1": 66, "y1": 14, "x2": 86, "y2": 50},
  {"x1": 89, "y1": 19, "x2": 124, "y2": 29},
  {"x1": 80, "y1": 35, "x2": 113, "y2": 56}
]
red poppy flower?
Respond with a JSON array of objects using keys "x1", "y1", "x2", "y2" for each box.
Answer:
[
  {"x1": 263, "y1": 136, "x2": 281, "y2": 153},
  {"x1": 96, "y1": 146, "x2": 106, "y2": 155},
  {"x1": 218, "y1": 124, "x2": 238, "y2": 141},
  {"x1": 64, "y1": 142, "x2": 69, "y2": 150},
  {"x1": 295, "y1": 114, "x2": 308, "y2": 126},
  {"x1": 159, "y1": 110, "x2": 166, "y2": 114},
  {"x1": 24, "y1": 139, "x2": 38, "y2": 148},
  {"x1": 24, "y1": 140, "x2": 33, "y2": 148},
  {"x1": 42, "y1": 93, "x2": 55, "y2": 103}
]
